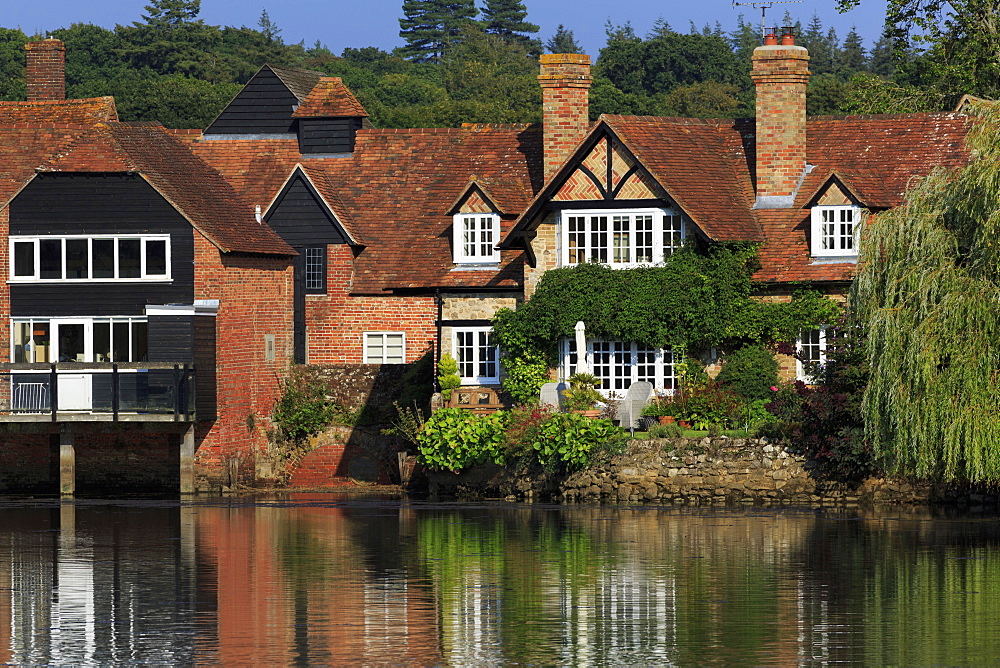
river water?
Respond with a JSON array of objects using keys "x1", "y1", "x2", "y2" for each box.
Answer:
[{"x1": 0, "y1": 496, "x2": 998, "y2": 665}]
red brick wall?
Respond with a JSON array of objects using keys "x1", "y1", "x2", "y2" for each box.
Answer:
[
  {"x1": 539, "y1": 54, "x2": 592, "y2": 179},
  {"x1": 304, "y1": 244, "x2": 436, "y2": 364},
  {"x1": 192, "y1": 232, "x2": 295, "y2": 487},
  {"x1": 25, "y1": 39, "x2": 66, "y2": 102},
  {"x1": 751, "y1": 44, "x2": 810, "y2": 201}
]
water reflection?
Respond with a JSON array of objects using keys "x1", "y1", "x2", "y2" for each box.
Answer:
[{"x1": 0, "y1": 498, "x2": 998, "y2": 664}]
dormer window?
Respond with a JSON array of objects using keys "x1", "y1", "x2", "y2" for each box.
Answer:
[
  {"x1": 811, "y1": 205, "x2": 859, "y2": 258},
  {"x1": 561, "y1": 208, "x2": 685, "y2": 268},
  {"x1": 453, "y1": 213, "x2": 500, "y2": 264}
]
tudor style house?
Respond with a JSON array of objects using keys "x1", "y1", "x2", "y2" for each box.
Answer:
[
  {"x1": 0, "y1": 39, "x2": 295, "y2": 494},
  {"x1": 502, "y1": 33, "x2": 970, "y2": 390},
  {"x1": 191, "y1": 32, "x2": 972, "y2": 402}
]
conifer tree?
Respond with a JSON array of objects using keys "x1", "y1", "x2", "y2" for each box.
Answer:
[
  {"x1": 480, "y1": 0, "x2": 540, "y2": 52},
  {"x1": 545, "y1": 24, "x2": 580, "y2": 54},
  {"x1": 138, "y1": 0, "x2": 202, "y2": 29},
  {"x1": 399, "y1": 0, "x2": 478, "y2": 62},
  {"x1": 839, "y1": 27, "x2": 867, "y2": 75}
]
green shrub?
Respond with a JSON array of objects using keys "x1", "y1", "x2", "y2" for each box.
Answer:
[
  {"x1": 437, "y1": 353, "x2": 461, "y2": 399},
  {"x1": 272, "y1": 368, "x2": 337, "y2": 441},
  {"x1": 649, "y1": 423, "x2": 684, "y2": 438},
  {"x1": 561, "y1": 372, "x2": 603, "y2": 411},
  {"x1": 716, "y1": 345, "x2": 779, "y2": 401},
  {"x1": 501, "y1": 349, "x2": 550, "y2": 406},
  {"x1": 415, "y1": 408, "x2": 506, "y2": 471},
  {"x1": 529, "y1": 413, "x2": 623, "y2": 471}
]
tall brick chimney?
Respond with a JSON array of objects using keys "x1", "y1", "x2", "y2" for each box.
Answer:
[
  {"x1": 750, "y1": 28, "x2": 810, "y2": 208},
  {"x1": 25, "y1": 38, "x2": 66, "y2": 102},
  {"x1": 538, "y1": 54, "x2": 592, "y2": 179}
]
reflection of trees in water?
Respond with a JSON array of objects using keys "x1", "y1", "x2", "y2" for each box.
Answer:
[{"x1": 795, "y1": 509, "x2": 1000, "y2": 665}]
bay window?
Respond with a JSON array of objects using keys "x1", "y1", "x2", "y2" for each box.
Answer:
[{"x1": 562, "y1": 208, "x2": 685, "y2": 268}]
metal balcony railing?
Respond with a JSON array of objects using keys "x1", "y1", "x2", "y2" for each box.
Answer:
[{"x1": 0, "y1": 363, "x2": 196, "y2": 421}]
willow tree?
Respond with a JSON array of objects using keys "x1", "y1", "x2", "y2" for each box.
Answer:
[{"x1": 852, "y1": 105, "x2": 1000, "y2": 482}]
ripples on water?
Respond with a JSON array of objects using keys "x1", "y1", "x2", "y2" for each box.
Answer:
[{"x1": 0, "y1": 496, "x2": 998, "y2": 665}]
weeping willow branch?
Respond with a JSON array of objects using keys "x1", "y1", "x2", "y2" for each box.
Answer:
[{"x1": 852, "y1": 104, "x2": 1000, "y2": 483}]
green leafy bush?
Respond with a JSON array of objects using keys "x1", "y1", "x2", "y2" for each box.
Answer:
[
  {"x1": 561, "y1": 373, "x2": 603, "y2": 411},
  {"x1": 649, "y1": 423, "x2": 684, "y2": 438},
  {"x1": 673, "y1": 381, "x2": 744, "y2": 430},
  {"x1": 529, "y1": 413, "x2": 624, "y2": 471},
  {"x1": 437, "y1": 353, "x2": 461, "y2": 400},
  {"x1": 500, "y1": 349, "x2": 550, "y2": 405},
  {"x1": 415, "y1": 408, "x2": 506, "y2": 471},
  {"x1": 272, "y1": 368, "x2": 337, "y2": 441},
  {"x1": 716, "y1": 345, "x2": 779, "y2": 401}
]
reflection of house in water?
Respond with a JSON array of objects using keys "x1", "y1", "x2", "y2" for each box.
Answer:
[{"x1": 0, "y1": 505, "x2": 199, "y2": 665}]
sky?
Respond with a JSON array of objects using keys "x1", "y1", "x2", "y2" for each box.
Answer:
[{"x1": 5, "y1": 0, "x2": 891, "y2": 57}]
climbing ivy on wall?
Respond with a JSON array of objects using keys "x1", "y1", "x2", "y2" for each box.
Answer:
[{"x1": 492, "y1": 244, "x2": 842, "y2": 403}]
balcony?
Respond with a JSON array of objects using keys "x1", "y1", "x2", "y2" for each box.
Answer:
[{"x1": 0, "y1": 363, "x2": 196, "y2": 422}]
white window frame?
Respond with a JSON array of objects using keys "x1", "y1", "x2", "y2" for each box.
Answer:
[
  {"x1": 562, "y1": 338, "x2": 677, "y2": 396},
  {"x1": 363, "y1": 332, "x2": 405, "y2": 364},
  {"x1": 560, "y1": 208, "x2": 685, "y2": 269},
  {"x1": 11, "y1": 316, "x2": 148, "y2": 363},
  {"x1": 452, "y1": 213, "x2": 500, "y2": 264},
  {"x1": 9, "y1": 235, "x2": 171, "y2": 282},
  {"x1": 452, "y1": 326, "x2": 500, "y2": 385},
  {"x1": 810, "y1": 206, "x2": 859, "y2": 258},
  {"x1": 796, "y1": 327, "x2": 828, "y2": 382}
]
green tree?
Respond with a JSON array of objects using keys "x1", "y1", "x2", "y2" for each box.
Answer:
[
  {"x1": 838, "y1": 27, "x2": 868, "y2": 75},
  {"x1": 0, "y1": 27, "x2": 27, "y2": 101},
  {"x1": 257, "y1": 9, "x2": 281, "y2": 43},
  {"x1": 139, "y1": 0, "x2": 202, "y2": 29},
  {"x1": 545, "y1": 24, "x2": 580, "y2": 53},
  {"x1": 852, "y1": 105, "x2": 1000, "y2": 483},
  {"x1": 663, "y1": 80, "x2": 743, "y2": 117},
  {"x1": 480, "y1": 0, "x2": 540, "y2": 52},
  {"x1": 399, "y1": 0, "x2": 478, "y2": 62}
]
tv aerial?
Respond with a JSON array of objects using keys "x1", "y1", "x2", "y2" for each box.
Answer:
[{"x1": 732, "y1": 0, "x2": 804, "y2": 39}]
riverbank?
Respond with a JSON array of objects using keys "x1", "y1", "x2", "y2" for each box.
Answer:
[{"x1": 425, "y1": 436, "x2": 1000, "y2": 507}]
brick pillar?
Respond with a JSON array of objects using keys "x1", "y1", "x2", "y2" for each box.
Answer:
[
  {"x1": 538, "y1": 54, "x2": 592, "y2": 179},
  {"x1": 25, "y1": 38, "x2": 66, "y2": 102},
  {"x1": 750, "y1": 31, "x2": 810, "y2": 208}
]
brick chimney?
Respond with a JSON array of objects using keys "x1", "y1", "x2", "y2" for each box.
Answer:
[
  {"x1": 25, "y1": 38, "x2": 66, "y2": 102},
  {"x1": 750, "y1": 28, "x2": 810, "y2": 208},
  {"x1": 538, "y1": 54, "x2": 592, "y2": 179}
]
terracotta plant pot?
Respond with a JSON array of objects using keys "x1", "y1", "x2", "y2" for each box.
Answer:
[
  {"x1": 678, "y1": 419, "x2": 692, "y2": 428},
  {"x1": 657, "y1": 415, "x2": 676, "y2": 426},
  {"x1": 573, "y1": 409, "x2": 603, "y2": 418}
]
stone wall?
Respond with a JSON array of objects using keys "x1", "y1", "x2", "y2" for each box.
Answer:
[
  {"x1": 302, "y1": 363, "x2": 410, "y2": 411},
  {"x1": 426, "y1": 437, "x2": 1000, "y2": 507}
]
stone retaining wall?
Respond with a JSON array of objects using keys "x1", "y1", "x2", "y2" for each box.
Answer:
[{"x1": 427, "y1": 437, "x2": 1000, "y2": 507}]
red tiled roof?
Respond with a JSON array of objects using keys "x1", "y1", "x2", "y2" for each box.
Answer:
[
  {"x1": 603, "y1": 115, "x2": 761, "y2": 242},
  {"x1": 40, "y1": 123, "x2": 293, "y2": 255},
  {"x1": 292, "y1": 78, "x2": 368, "y2": 118},
  {"x1": 0, "y1": 96, "x2": 118, "y2": 125},
  {"x1": 193, "y1": 137, "x2": 303, "y2": 203},
  {"x1": 302, "y1": 124, "x2": 542, "y2": 292},
  {"x1": 0, "y1": 126, "x2": 92, "y2": 205}
]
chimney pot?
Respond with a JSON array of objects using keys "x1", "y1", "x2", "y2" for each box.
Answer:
[
  {"x1": 764, "y1": 28, "x2": 778, "y2": 46},
  {"x1": 780, "y1": 27, "x2": 796, "y2": 45}
]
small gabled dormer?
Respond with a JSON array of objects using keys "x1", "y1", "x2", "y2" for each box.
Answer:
[
  {"x1": 291, "y1": 77, "x2": 370, "y2": 156},
  {"x1": 449, "y1": 180, "x2": 502, "y2": 267},
  {"x1": 807, "y1": 176, "x2": 866, "y2": 261}
]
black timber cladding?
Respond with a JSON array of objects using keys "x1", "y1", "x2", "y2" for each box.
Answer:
[
  {"x1": 9, "y1": 173, "x2": 195, "y2": 317},
  {"x1": 205, "y1": 66, "x2": 303, "y2": 135},
  {"x1": 264, "y1": 173, "x2": 349, "y2": 245},
  {"x1": 298, "y1": 117, "x2": 363, "y2": 154},
  {"x1": 147, "y1": 315, "x2": 195, "y2": 364}
]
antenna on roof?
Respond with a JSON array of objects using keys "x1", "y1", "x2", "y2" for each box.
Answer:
[{"x1": 732, "y1": 0, "x2": 804, "y2": 41}]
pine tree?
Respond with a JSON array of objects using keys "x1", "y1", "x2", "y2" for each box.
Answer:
[
  {"x1": 869, "y1": 27, "x2": 896, "y2": 78},
  {"x1": 839, "y1": 27, "x2": 867, "y2": 75},
  {"x1": 138, "y1": 0, "x2": 201, "y2": 29},
  {"x1": 480, "y1": 0, "x2": 540, "y2": 51},
  {"x1": 258, "y1": 9, "x2": 281, "y2": 43},
  {"x1": 546, "y1": 25, "x2": 581, "y2": 54},
  {"x1": 399, "y1": 0, "x2": 478, "y2": 62}
]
